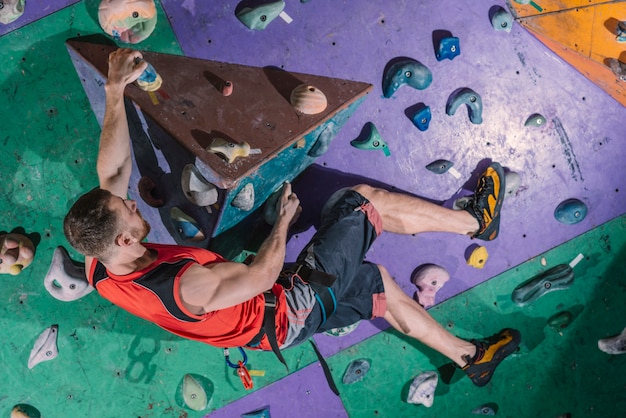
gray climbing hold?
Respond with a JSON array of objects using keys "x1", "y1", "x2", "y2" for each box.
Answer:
[
  {"x1": 28, "y1": 324, "x2": 59, "y2": 369},
  {"x1": 232, "y1": 183, "x2": 255, "y2": 211},
  {"x1": 324, "y1": 320, "x2": 360, "y2": 337},
  {"x1": 511, "y1": 264, "x2": 574, "y2": 307},
  {"x1": 182, "y1": 164, "x2": 218, "y2": 207},
  {"x1": 446, "y1": 88, "x2": 483, "y2": 124},
  {"x1": 490, "y1": 6, "x2": 512, "y2": 32},
  {"x1": 44, "y1": 246, "x2": 93, "y2": 302},
  {"x1": 524, "y1": 113, "x2": 546, "y2": 127},
  {"x1": 342, "y1": 358, "x2": 370, "y2": 384},
  {"x1": 407, "y1": 371, "x2": 438, "y2": 407},
  {"x1": 598, "y1": 327, "x2": 626, "y2": 355},
  {"x1": 426, "y1": 159, "x2": 453, "y2": 174}
]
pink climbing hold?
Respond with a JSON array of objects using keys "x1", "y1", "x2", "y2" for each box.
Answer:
[{"x1": 411, "y1": 264, "x2": 450, "y2": 308}]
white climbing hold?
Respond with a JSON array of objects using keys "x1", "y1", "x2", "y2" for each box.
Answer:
[
  {"x1": 598, "y1": 326, "x2": 626, "y2": 355},
  {"x1": 181, "y1": 164, "x2": 218, "y2": 207},
  {"x1": 28, "y1": 324, "x2": 59, "y2": 369},
  {"x1": 44, "y1": 246, "x2": 93, "y2": 302},
  {"x1": 407, "y1": 371, "x2": 438, "y2": 407},
  {"x1": 232, "y1": 183, "x2": 255, "y2": 211}
]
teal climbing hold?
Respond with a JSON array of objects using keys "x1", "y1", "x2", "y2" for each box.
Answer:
[
  {"x1": 342, "y1": 359, "x2": 371, "y2": 384},
  {"x1": 524, "y1": 113, "x2": 546, "y2": 128},
  {"x1": 547, "y1": 311, "x2": 574, "y2": 331},
  {"x1": 446, "y1": 88, "x2": 483, "y2": 124},
  {"x1": 236, "y1": 1, "x2": 285, "y2": 30},
  {"x1": 554, "y1": 198, "x2": 587, "y2": 224},
  {"x1": 350, "y1": 122, "x2": 391, "y2": 157},
  {"x1": 435, "y1": 37, "x2": 460, "y2": 61},
  {"x1": 241, "y1": 407, "x2": 271, "y2": 418},
  {"x1": 511, "y1": 264, "x2": 574, "y2": 307},
  {"x1": 490, "y1": 6, "x2": 513, "y2": 32},
  {"x1": 426, "y1": 159, "x2": 453, "y2": 174},
  {"x1": 382, "y1": 58, "x2": 432, "y2": 98},
  {"x1": 410, "y1": 105, "x2": 432, "y2": 131},
  {"x1": 472, "y1": 403, "x2": 498, "y2": 415}
]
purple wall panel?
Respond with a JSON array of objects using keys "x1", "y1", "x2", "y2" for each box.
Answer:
[
  {"x1": 0, "y1": 0, "x2": 80, "y2": 36},
  {"x1": 158, "y1": 1, "x2": 626, "y2": 415}
]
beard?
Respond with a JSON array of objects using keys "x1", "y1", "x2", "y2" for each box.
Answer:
[{"x1": 132, "y1": 209, "x2": 152, "y2": 242}]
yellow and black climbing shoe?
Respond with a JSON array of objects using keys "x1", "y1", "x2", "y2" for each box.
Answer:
[
  {"x1": 465, "y1": 162, "x2": 505, "y2": 241},
  {"x1": 462, "y1": 328, "x2": 521, "y2": 387}
]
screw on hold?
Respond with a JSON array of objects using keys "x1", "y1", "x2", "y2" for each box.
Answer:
[
  {"x1": 469, "y1": 96, "x2": 477, "y2": 102},
  {"x1": 260, "y1": 14, "x2": 267, "y2": 21},
  {"x1": 450, "y1": 45, "x2": 456, "y2": 52},
  {"x1": 69, "y1": 284, "x2": 76, "y2": 289},
  {"x1": 544, "y1": 282, "x2": 551, "y2": 289},
  {"x1": 405, "y1": 71, "x2": 412, "y2": 78},
  {"x1": 46, "y1": 351, "x2": 53, "y2": 356},
  {"x1": 132, "y1": 11, "x2": 139, "y2": 18}
]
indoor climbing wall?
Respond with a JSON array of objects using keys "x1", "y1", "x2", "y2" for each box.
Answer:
[{"x1": 1, "y1": 1, "x2": 625, "y2": 417}]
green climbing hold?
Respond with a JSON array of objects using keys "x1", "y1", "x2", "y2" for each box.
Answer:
[{"x1": 236, "y1": 1, "x2": 285, "y2": 30}]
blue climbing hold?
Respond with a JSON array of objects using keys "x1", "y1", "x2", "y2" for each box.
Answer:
[
  {"x1": 436, "y1": 37, "x2": 460, "y2": 61},
  {"x1": 446, "y1": 88, "x2": 483, "y2": 124},
  {"x1": 410, "y1": 105, "x2": 432, "y2": 131},
  {"x1": 554, "y1": 198, "x2": 587, "y2": 224},
  {"x1": 342, "y1": 359, "x2": 370, "y2": 384},
  {"x1": 382, "y1": 58, "x2": 432, "y2": 98},
  {"x1": 426, "y1": 159, "x2": 453, "y2": 174}
]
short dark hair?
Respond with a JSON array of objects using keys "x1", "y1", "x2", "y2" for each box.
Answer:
[{"x1": 64, "y1": 188, "x2": 120, "y2": 261}]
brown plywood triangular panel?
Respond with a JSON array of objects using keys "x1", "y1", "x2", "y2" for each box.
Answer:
[
  {"x1": 511, "y1": 2, "x2": 626, "y2": 106},
  {"x1": 65, "y1": 36, "x2": 372, "y2": 189}
]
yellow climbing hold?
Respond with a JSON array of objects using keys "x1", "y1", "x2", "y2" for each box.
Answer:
[{"x1": 467, "y1": 245, "x2": 488, "y2": 269}]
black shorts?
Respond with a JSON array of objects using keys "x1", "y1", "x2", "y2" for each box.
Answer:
[{"x1": 287, "y1": 189, "x2": 386, "y2": 346}]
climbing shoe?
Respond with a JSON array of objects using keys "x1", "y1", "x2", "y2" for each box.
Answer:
[
  {"x1": 465, "y1": 162, "x2": 505, "y2": 241},
  {"x1": 462, "y1": 328, "x2": 521, "y2": 387}
]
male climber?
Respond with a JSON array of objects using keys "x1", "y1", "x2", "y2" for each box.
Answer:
[{"x1": 64, "y1": 48, "x2": 521, "y2": 388}]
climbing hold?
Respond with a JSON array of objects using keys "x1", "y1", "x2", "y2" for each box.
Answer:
[
  {"x1": 308, "y1": 122, "x2": 337, "y2": 157},
  {"x1": 411, "y1": 264, "x2": 450, "y2": 308},
  {"x1": 169, "y1": 207, "x2": 205, "y2": 242},
  {"x1": 182, "y1": 374, "x2": 208, "y2": 411},
  {"x1": 490, "y1": 6, "x2": 513, "y2": 32},
  {"x1": 232, "y1": 183, "x2": 255, "y2": 211},
  {"x1": 44, "y1": 246, "x2": 93, "y2": 302},
  {"x1": 241, "y1": 407, "x2": 271, "y2": 418},
  {"x1": 524, "y1": 113, "x2": 546, "y2": 128},
  {"x1": 511, "y1": 264, "x2": 574, "y2": 307},
  {"x1": 182, "y1": 164, "x2": 219, "y2": 207},
  {"x1": 0, "y1": 233, "x2": 35, "y2": 275},
  {"x1": 263, "y1": 187, "x2": 282, "y2": 225},
  {"x1": 350, "y1": 122, "x2": 390, "y2": 157},
  {"x1": 446, "y1": 88, "x2": 483, "y2": 124},
  {"x1": 382, "y1": 58, "x2": 432, "y2": 98},
  {"x1": 290, "y1": 84, "x2": 328, "y2": 115},
  {"x1": 236, "y1": 0, "x2": 285, "y2": 30},
  {"x1": 609, "y1": 59, "x2": 626, "y2": 82},
  {"x1": 598, "y1": 326, "x2": 626, "y2": 355},
  {"x1": 466, "y1": 245, "x2": 488, "y2": 269},
  {"x1": 98, "y1": 0, "x2": 158, "y2": 44},
  {"x1": 221, "y1": 80, "x2": 234, "y2": 96},
  {"x1": 138, "y1": 176, "x2": 165, "y2": 207},
  {"x1": 547, "y1": 311, "x2": 574, "y2": 331},
  {"x1": 435, "y1": 37, "x2": 460, "y2": 61},
  {"x1": 324, "y1": 321, "x2": 360, "y2": 337},
  {"x1": 554, "y1": 198, "x2": 587, "y2": 224},
  {"x1": 407, "y1": 371, "x2": 438, "y2": 407},
  {"x1": 28, "y1": 324, "x2": 59, "y2": 369},
  {"x1": 471, "y1": 402, "x2": 498, "y2": 415},
  {"x1": 504, "y1": 171, "x2": 521, "y2": 198},
  {"x1": 135, "y1": 61, "x2": 162, "y2": 92},
  {"x1": 10, "y1": 404, "x2": 41, "y2": 418},
  {"x1": 207, "y1": 137, "x2": 257, "y2": 163},
  {"x1": 410, "y1": 105, "x2": 432, "y2": 131},
  {"x1": 617, "y1": 21, "x2": 626, "y2": 42},
  {"x1": 342, "y1": 358, "x2": 370, "y2": 384},
  {"x1": 0, "y1": 0, "x2": 25, "y2": 25},
  {"x1": 426, "y1": 159, "x2": 453, "y2": 175}
]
